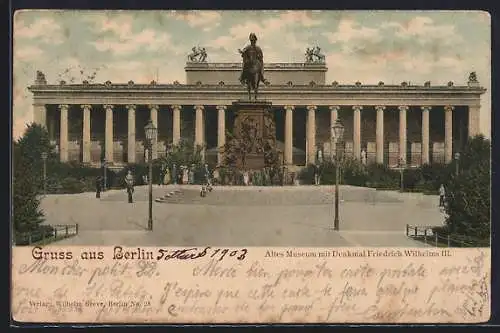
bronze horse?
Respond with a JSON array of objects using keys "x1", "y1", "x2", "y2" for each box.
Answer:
[{"x1": 239, "y1": 33, "x2": 267, "y2": 100}]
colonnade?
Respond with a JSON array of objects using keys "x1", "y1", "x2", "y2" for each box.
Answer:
[{"x1": 35, "y1": 103, "x2": 477, "y2": 166}]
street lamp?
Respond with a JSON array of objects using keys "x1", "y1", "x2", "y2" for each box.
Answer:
[
  {"x1": 102, "y1": 159, "x2": 108, "y2": 191},
  {"x1": 332, "y1": 119, "x2": 345, "y2": 231},
  {"x1": 41, "y1": 152, "x2": 48, "y2": 194},
  {"x1": 144, "y1": 119, "x2": 157, "y2": 231},
  {"x1": 454, "y1": 152, "x2": 460, "y2": 176},
  {"x1": 399, "y1": 157, "x2": 405, "y2": 192}
]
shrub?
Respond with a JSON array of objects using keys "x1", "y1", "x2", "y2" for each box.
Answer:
[
  {"x1": 444, "y1": 135, "x2": 490, "y2": 246},
  {"x1": 13, "y1": 124, "x2": 50, "y2": 234}
]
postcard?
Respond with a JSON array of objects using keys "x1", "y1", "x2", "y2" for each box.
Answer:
[{"x1": 11, "y1": 10, "x2": 491, "y2": 324}]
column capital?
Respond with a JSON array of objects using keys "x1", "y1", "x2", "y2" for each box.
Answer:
[
  {"x1": 104, "y1": 104, "x2": 114, "y2": 110},
  {"x1": 398, "y1": 105, "x2": 409, "y2": 112},
  {"x1": 284, "y1": 105, "x2": 295, "y2": 111},
  {"x1": 216, "y1": 105, "x2": 227, "y2": 111},
  {"x1": 421, "y1": 106, "x2": 432, "y2": 112},
  {"x1": 444, "y1": 105, "x2": 455, "y2": 112},
  {"x1": 194, "y1": 105, "x2": 205, "y2": 110},
  {"x1": 329, "y1": 105, "x2": 340, "y2": 111},
  {"x1": 352, "y1": 105, "x2": 363, "y2": 111},
  {"x1": 375, "y1": 105, "x2": 386, "y2": 111},
  {"x1": 80, "y1": 104, "x2": 92, "y2": 110},
  {"x1": 307, "y1": 105, "x2": 317, "y2": 111},
  {"x1": 126, "y1": 104, "x2": 136, "y2": 110},
  {"x1": 171, "y1": 105, "x2": 182, "y2": 110},
  {"x1": 148, "y1": 104, "x2": 159, "y2": 110},
  {"x1": 58, "y1": 104, "x2": 69, "y2": 110}
]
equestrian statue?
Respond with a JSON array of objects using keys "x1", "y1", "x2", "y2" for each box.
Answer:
[{"x1": 238, "y1": 33, "x2": 268, "y2": 100}]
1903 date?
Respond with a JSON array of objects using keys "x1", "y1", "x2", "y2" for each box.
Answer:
[{"x1": 156, "y1": 247, "x2": 247, "y2": 261}]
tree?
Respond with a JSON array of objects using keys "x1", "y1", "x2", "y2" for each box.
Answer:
[
  {"x1": 444, "y1": 135, "x2": 490, "y2": 246},
  {"x1": 13, "y1": 123, "x2": 54, "y2": 234}
]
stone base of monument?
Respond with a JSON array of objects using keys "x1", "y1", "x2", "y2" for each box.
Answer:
[{"x1": 232, "y1": 100, "x2": 274, "y2": 170}]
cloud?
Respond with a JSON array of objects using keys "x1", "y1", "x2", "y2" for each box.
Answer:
[
  {"x1": 382, "y1": 16, "x2": 463, "y2": 45},
  {"x1": 14, "y1": 45, "x2": 45, "y2": 62},
  {"x1": 15, "y1": 17, "x2": 64, "y2": 44},
  {"x1": 209, "y1": 11, "x2": 320, "y2": 58},
  {"x1": 91, "y1": 29, "x2": 175, "y2": 55},
  {"x1": 323, "y1": 19, "x2": 381, "y2": 44},
  {"x1": 168, "y1": 11, "x2": 221, "y2": 29},
  {"x1": 84, "y1": 13, "x2": 181, "y2": 55}
]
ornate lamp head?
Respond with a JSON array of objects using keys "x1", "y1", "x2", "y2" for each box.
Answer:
[
  {"x1": 144, "y1": 119, "x2": 157, "y2": 142},
  {"x1": 332, "y1": 119, "x2": 345, "y2": 141}
]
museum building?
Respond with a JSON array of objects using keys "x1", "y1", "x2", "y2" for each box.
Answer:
[{"x1": 28, "y1": 60, "x2": 486, "y2": 169}]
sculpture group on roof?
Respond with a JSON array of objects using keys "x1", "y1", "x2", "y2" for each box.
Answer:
[
  {"x1": 187, "y1": 46, "x2": 208, "y2": 63},
  {"x1": 305, "y1": 46, "x2": 325, "y2": 63}
]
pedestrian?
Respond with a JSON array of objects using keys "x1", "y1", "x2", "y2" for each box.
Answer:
[
  {"x1": 204, "y1": 163, "x2": 212, "y2": 191},
  {"x1": 439, "y1": 184, "x2": 446, "y2": 207},
  {"x1": 182, "y1": 165, "x2": 189, "y2": 185},
  {"x1": 125, "y1": 170, "x2": 135, "y2": 203},
  {"x1": 314, "y1": 164, "x2": 320, "y2": 185},
  {"x1": 172, "y1": 163, "x2": 177, "y2": 185},
  {"x1": 243, "y1": 170, "x2": 249, "y2": 186},
  {"x1": 189, "y1": 164, "x2": 195, "y2": 184},
  {"x1": 95, "y1": 176, "x2": 102, "y2": 198},
  {"x1": 164, "y1": 167, "x2": 171, "y2": 185}
]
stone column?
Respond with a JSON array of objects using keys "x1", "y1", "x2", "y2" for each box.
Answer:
[
  {"x1": 352, "y1": 106, "x2": 362, "y2": 160},
  {"x1": 59, "y1": 104, "x2": 69, "y2": 162},
  {"x1": 194, "y1": 105, "x2": 205, "y2": 161},
  {"x1": 217, "y1": 105, "x2": 226, "y2": 165},
  {"x1": 306, "y1": 105, "x2": 317, "y2": 164},
  {"x1": 284, "y1": 105, "x2": 294, "y2": 165},
  {"x1": 468, "y1": 104, "x2": 480, "y2": 137},
  {"x1": 329, "y1": 106, "x2": 339, "y2": 159},
  {"x1": 149, "y1": 105, "x2": 159, "y2": 160},
  {"x1": 375, "y1": 106, "x2": 385, "y2": 164},
  {"x1": 421, "y1": 106, "x2": 431, "y2": 165},
  {"x1": 172, "y1": 105, "x2": 181, "y2": 145},
  {"x1": 398, "y1": 105, "x2": 409, "y2": 163},
  {"x1": 127, "y1": 104, "x2": 136, "y2": 163},
  {"x1": 445, "y1": 105, "x2": 454, "y2": 163},
  {"x1": 81, "y1": 104, "x2": 92, "y2": 164},
  {"x1": 33, "y1": 104, "x2": 47, "y2": 128},
  {"x1": 104, "y1": 104, "x2": 114, "y2": 163}
]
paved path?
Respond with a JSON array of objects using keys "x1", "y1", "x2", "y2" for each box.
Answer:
[{"x1": 40, "y1": 185, "x2": 445, "y2": 247}]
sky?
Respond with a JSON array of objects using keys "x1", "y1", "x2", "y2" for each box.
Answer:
[{"x1": 12, "y1": 10, "x2": 491, "y2": 139}]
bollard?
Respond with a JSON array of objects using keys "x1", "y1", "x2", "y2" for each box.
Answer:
[
  {"x1": 76, "y1": 224, "x2": 79, "y2": 235},
  {"x1": 447, "y1": 234, "x2": 451, "y2": 247},
  {"x1": 54, "y1": 228, "x2": 58, "y2": 240},
  {"x1": 65, "y1": 225, "x2": 68, "y2": 236},
  {"x1": 424, "y1": 229, "x2": 427, "y2": 244},
  {"x1": 435, "y1": 232, "x2": 438, "y2": 247}
]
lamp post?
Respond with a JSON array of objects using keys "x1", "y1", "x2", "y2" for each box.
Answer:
[
  {"x1": 399, "y1": 157, "x2": 405, "y2": 192},
  {"x1": 144, "y1": 119, "x2": 157, "y2": 231},
  {"x1": 280, "y1": 151, "x2": 285, "y2": 186},
  {"x1": 102, "y1": 159, "x2": 108, "y2": 191},
  {"x1": 454, "y1": 152, "x2": 460, "y2": 176},
  {"x1": 332, "y1": 119, "x2": 345, "y2": 231},
  {"x1": 41, "y1": 152, "x2": 48, "y2": 194}
]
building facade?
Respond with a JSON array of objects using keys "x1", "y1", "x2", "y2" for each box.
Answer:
[{"x1": 29, "y1": 62, "x2": 486, "y2": 168}]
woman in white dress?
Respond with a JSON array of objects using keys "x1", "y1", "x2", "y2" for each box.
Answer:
[{"x1": 243, "y1": 170, "x2": 250, "y2": 186}]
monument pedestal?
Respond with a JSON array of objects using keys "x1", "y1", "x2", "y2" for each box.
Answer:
[{"x1": 231, "y1": 100, "x2": 274, "y2": 170}]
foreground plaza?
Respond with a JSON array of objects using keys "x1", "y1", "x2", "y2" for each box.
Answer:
[{"x1": 46, "y1": 185, "x2": 444, "y2": 247}]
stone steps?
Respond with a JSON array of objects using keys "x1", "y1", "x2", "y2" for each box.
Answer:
[{"x1": 155, "y1": 189, "x2": 183, "y2": 203}]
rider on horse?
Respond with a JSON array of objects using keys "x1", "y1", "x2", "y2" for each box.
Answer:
[{"x1": 239, "y1": 33, "x2": 267, "y2": 85}]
